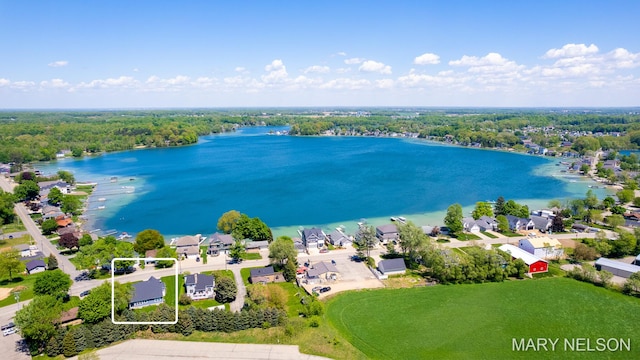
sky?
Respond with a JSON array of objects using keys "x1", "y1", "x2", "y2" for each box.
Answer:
[{"x1": 0, "y1": 0, "x2": 639, "y2": 108}]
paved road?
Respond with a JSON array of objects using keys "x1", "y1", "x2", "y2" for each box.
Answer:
[{"x1": 70, "y1": 339, "x2": 330, "y2": 360}]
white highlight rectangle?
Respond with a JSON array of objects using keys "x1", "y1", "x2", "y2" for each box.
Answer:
[{"x1": 110, "y1": 257, "x2": 179, "y2": 324}]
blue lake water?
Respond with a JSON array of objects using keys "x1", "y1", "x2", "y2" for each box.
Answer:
[{"x1": 36, "y1": 127, "x2": 611, "y2": 239}]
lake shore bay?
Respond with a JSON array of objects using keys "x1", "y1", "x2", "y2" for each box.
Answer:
[{"x1": 33, "y1": 126, "x2": 612, "y2": 239}]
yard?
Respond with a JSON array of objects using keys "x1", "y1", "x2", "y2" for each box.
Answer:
[
  {"x1": 326, "y1": 277, "x2": 640, "y2": 359},
  {"x1": 0, "y1": 270, "x2": 50, "y2": 307}
]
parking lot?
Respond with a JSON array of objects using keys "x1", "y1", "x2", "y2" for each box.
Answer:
[
  {"x1": 300, "y1": 251, "x2": 384, "y2": 298},
  {"x1": 0, "y1": 313, "x2": 29, "y2": 360}
]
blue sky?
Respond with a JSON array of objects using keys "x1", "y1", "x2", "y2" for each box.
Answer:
[{"x1": 1, "y1": 1, "x2": 639, "y2": 108}]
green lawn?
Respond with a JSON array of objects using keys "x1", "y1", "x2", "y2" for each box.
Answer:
[
  {"x1": 0, "y1": 271, "x2": 50, "y2": 307},
  {"x1": 1, "y1": 220, "x2": 26, "y2": 233},
  {"x1": 453, "y1": 232, "x2": 481, "y2": 241},
  {"x1": 241, "y1": 267, "x2": 259, "y2": 286},
  {"x1": 241, "y1": 252, "x2": 262, "y2": 260},
  {"x1": 480, "y1": 231, "x2": 498, "y2": 239},
  {"x1": 326, "y1": 278, "x2": 640, "y2": 359},
  {"x1": 0, "y1": 234, "x2": 31, "y2": 248}
]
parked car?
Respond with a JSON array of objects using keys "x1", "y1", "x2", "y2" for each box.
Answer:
[
  {"x1": 75, "y1": 272, "x2": 90, "y2": 281},
  {"x1": 319, "y1": 286, "x2": 331, "y2": 293},
  {"x1": 80, "y1": 290, "x2": 91, "y2": 298},
  {"x1": 319, "y1": 248, "x2": 328, "y2": 253},
  {"x1": 331, "y1": 259, "x2": 336, "y2": 265},
  {"x1": 2, "y1": 322, "x2": 16, "y2": 336},
  {"x1": 312, "y1": 286, "x2": 322, "y2": 293}
]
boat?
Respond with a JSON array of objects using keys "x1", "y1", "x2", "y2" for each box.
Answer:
[
  {"x1": 98, "y1": 197, "x2": 106, "y2": 202},
  {"x1": 110, "y1": 176, "x2": 117, "y2": 183},
  {"x1": 117, "y1": 232, "x2": 132, "y2": 240},
  {"x1": 98, "y1": 206, "x2": 106, "y2": 210},
  {"x1": 390, "y1": 217, "x2": 397, "y2": 222},
  {"x1": 398, "y1": 216, "x2": 407, "y2": 223}
]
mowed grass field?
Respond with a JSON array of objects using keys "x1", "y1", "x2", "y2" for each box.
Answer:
[{"x1": 326, "y1": 278, "x2": 640, "y2": 359}]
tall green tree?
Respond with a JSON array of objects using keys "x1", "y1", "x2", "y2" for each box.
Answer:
[
  {"x1": 268, "y1": 236, "x2": 298, "y2": 265},
  {"x1": 154, "y1": 246, "x2": 177, "y2": 268},
  {"x1": 232, "y1": 215, "x2": 273, "y2": 243},
  {"x1": 14, "y1": 180, "x2": 40, "y2": 201},
  {"x1": 14, "y1": 295, "x2": 63, "y2": 352},
  {"x1": 354, "y1": 225, "x2": 377, "y2": 259},
  {"x1": 444, "y1": 203, "x2": 463, "y2": 234},
  {"x1": 47, "y1": 254, "x2": 59, "y2": 270},
  {"x1": 78, "y1": 282, "x2": 132, "y2": 323},
  {"x1": 494, "y1": 196, "x2": 506, "y2": 216},
  {"x1": 397, "y1": 221, "x2": 427, "y2": 262},
  {"x1": 57, "y1": 170, "x2": 75, "y2": 184},
  {"x1": 472, "y1": 201, "x2": 494, "y2": 219},
  {"x1": 34, "y1": 270, "x2": 72, "y2": 298},
  {"x1": 41, "y1": 218, "x2": 59, "y2": 235},
  {"x1": 584, "y1": 190, "x2": 599, "y2": 209},
  {"x1": 214, "y1": 276, "x2": 237, "y2": 303},
  {"x1": 229, "y1": 240, "x2": 246, "y2": 262},
  {"x1": 133, "y1": 229, "x2": 165, "y2": 254},
  {"x1": 61, "y1": 195, "x2": 82, "y2": 214},
  {"x1": 0, "y1": 249, "x2": 25, "y2": 281},
  {"x1": 217, "y1": 210, "x2": 241, "y2": 234},
  {"x1": 47, "y1": 187, "x2": 64, "y2": 205},
  {"x1": 496, "y1": 215, "x2": 509, "y2": 233},
  {"x1": 0, "y1": 190, "x2": 16, "y2": 225}
]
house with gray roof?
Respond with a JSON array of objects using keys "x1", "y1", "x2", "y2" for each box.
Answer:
[
  {"x1": 376, "y1": 224, "x2": 398, "y2": 244},
  {"x1": 306, "y1": 261, "x2": 339, "y2": 284},
  {"x1": 378, "y1": 258, "x2": 407, "y2": 276},
  {"x1": 184, "y1": 273, "x2": 215, "y2": 300},
  {"x1": 129, "y1": 276, "x2": 166, "y2": 309},
  {"x1": 476, "y1": 216, "x2": 498, "y2": 232},
  {"x1": 328, "y1": 229, "x2": 352, "y2": 247},
  {"x1": 26, "y1": 259, "x2": 46, "y2": 274},
  {"x1": 208, "y1": 233, "x2": 234, "y2": 255},
  {"x1": 530, "y1": 215, "x2": 552, "y2": 233},
  {"x1": 506, "y1": 215, "x2": 535, "y2": 232},
  {"x1": 462, "y1": 217, "x2": 480, "y2": 233},
  {"x1": 301, "y1": 228, "x2": 325, "y2": 250},
  {"x1": 249, "y1": 266, "x2": 284, "y2": 284}
]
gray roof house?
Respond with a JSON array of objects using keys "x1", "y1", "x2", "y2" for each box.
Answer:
[
  {"x1": 26, "y1": 259, "x2": 46, "y2": 274},
  {"x1": 208, "y1": 233, "x2": 234, "y2": 255},
  {"x1": 476, "y1": 216, "x2": 498, "y2": 232},
  {"x1": 129, "y1": 276, "x2": 166, "y2": 309},
  {"x1": 246, "y1": 240, "x2": 269, "y2": 251},
  {"x1": 376, "y1": 224, "x2": 398, "y2": 244},
  {"x1": 506, "y1": 215, "x2": 535, "y2": 231},
  {"x1": 250, "y1": 266, "x2": 284, "y2": 284},
  {"x1": 462, "y1": 217, "x2": 480, "y2": 233},
  {"x1": 306, "y1": 261, "x2": 339, "y2": 283},
  {"x1": 184, "y1": 273, "x2": 215, "y2": 300},
  {"x1": 301, "y1": 228, "x2": 325, "y2": 249},
  {"x1": 530, "y1": 215, "x2": 552, "y2": 232},
  {"x1": 378, "y1": 258, "x2": 407, "y2": 275},
  {"x1": 328, "y1": 229, "x2": 352, "y2": 247}
]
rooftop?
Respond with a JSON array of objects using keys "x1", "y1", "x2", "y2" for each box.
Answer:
[{"x1": 499, "y1": 244, "x2": 547, "y2": 266}]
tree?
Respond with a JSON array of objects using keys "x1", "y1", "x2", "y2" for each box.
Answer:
[
  {"x1": 47, "y1": 187, "x2": 63, "y2": 205},
  {"x1": 268, "y1": 236, "x2": 298, "y2": 265},
  {"x1": 57, "y1": 170, "x2": 75, "y2": 184},
  {"x1": 217, "y1": 210, "x2": 241, "y2": 234},
  {"x1": 494, "y1": 196, "x2": 506, "y2": 216},
  {"x1": 282, "y1": 259, "x2": 297, "y2": 282},
  {"x1": 34, "y1": 269, "x2": 72, "y2": 298},
  {"x1": 551, "y1": 214, "x2": 565, "y2": 233},
  {"x1": 78, "y1": 282, "x2": 132, "y2": 323},
  {"x1": 232, "y1": 215, "x2": 273, "y2": 243},
  {"x1": 444, "y1": 203, "x2": 463, "y2": 234},
  {"x1": 214, "y1": 276, "x2": 237, "y2": 303},
  {"x1": 47, "y1": 254, "x2": 59, "y2": 270},
  {"x1": 571, "y1": 136, "x2": 600, "y2": 155},
  {"x1": 354, "y1": 225, "x2": 377, "y2": 259},
  {"x1": 599, "y1": 270, "x2": 613, "y2": 288},
  {"x1": 0, "y1": 249, "x2": 25, "y2": 281},
  {"x1": 547, "y1": 199, "x2": 563, "y2": 210},
  {"x1": 14, "y1": 295, "x2": 62, "y2": 351},
  {"x1": 133, "y1": 229, "x2": 165, "y2": 254},
  {"x1": 41, "y1": 218, "x2": 59, "y2": 235},
  {"x1": 496, "y1": 215, "x2": 509, "y2": 233},
  {"x1": 61, "y1": 195, "x2": 82, "y2": 214},
  {"x1": 397, "y1": 221, "x2": 426, "y2": 262},
  {"x1": 584, "y1": 190, "x2": 598, "y2": 209},
  {"x1": 580, "y1": 163, "x2": 591, "y2": 174},
  {"x1": 14, "y1": 180, "x2": 40, "y2": 201},
  {"x1": 617, "y1": 189, "x2": 634, "y2": 204},
  {"x1": 79, "y1": 234, "x2": 93, "y2": 247},
  {"x1": 573, "y1": 243, "x2": 598, "y2": 261},
  {"x1": 0, "y1": 190, "x2": 16, "y2": 225},
  {"x1": 59, "y1": 232, "x2": 79, "y2": 250},
  {"x1": 605, "y1": 214, "x2": 625, "y2": 229},
  {"x1": 155, "y1": 246, "x2": 177, "y2": 268},
  {"x1": 229, "y1": 239, "x2": 246, "y2": 262},
  {"x1": 472, "y1": 201, "x2": 494, "y2": 220},
  {"x1": 602, "y1": 196, "x2": 616, "y2": 209}
]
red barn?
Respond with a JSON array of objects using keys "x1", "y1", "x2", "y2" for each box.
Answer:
[{"x1": 499, "y1": 244, "x2": 548, "y2": 274}]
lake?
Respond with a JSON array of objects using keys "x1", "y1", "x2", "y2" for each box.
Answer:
[{"x1": 36, "y1": 127, "x2": 610, "y2": 239}]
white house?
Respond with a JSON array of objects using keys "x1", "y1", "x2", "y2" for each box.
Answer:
[
  {"x1": 462, "y1": 217, "x2": 480, "y2": 233},
  {"x1": 172, "y1": 234, "x2": 203, "y2": 259},
  {"x1": 518, "y1": 236, "x2": 564, "y2": 259},
  {"x1": 301, "y1": 228, "x2": 325, "y2": 250},
  {"x1": 184, "y1": 273, "x2": 215, "y2": 300}
]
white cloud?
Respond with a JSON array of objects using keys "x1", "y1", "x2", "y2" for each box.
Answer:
[
  {"x1": 48, "y1": 60, "x2": 69, "y2": 68},
  {"x1": 192, "y1": 77, "x2": 218, "y2": 88},
  {"x1": 40, "y1": 79, "x2": 70, "y2": 89},
  {"x1": 359, "y1": 60, "x2": 392, "y2": 74},
  {"x1": 414, "y1": 53, "x2": 440, "y2": 65},
  {"x1": 320, "y1": 78, "x2": 371, "y2": 90},
  {"x1": 262, "y1": 59, "x2": 288, "y2": 83},
  {"x1": 235, "y1": 67, "x2": 247, "y2": 73},
  {"x1": 0, "y1": 78, "x2": 10, "y2": 87},
  {"x1": 606, "y1": 48, "x2": 640, "y2": 69},
  {"x1": 376, "y1": 79, "x2": 394, "y2": 89},
  {"x1": 76, "y1": 76, "x2": 138, "y2": 90},
  {"x1": 11, "y1": 81, "x2": 36, "y2": 90},
  {"x1": 303, "y1": 65, "x2": 330, "y2": 74},
  {"x1": 544, "y1": 43, "x2": 599, "y2": 58},
  {"x1": 335, "y1": 67, "x2": 351, "y2": 74},
  {"x1": 450, "y1": 52, "x2": 510, "y2": 67},
  {"x1": 344, "y1": 57, "x2": 364, "y2": 65},
  {"x1": 337, "y1": 52, "x2": 347, "y2": 56}
]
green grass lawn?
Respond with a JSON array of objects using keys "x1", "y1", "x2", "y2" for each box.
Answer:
[
  {"x1": 0, "y1": 234, "x2": 31, "y2": 248},
  {"x1": 241, "y1": 267, "x2": 259, "y2": 286},
  {"x1": 326, "y1": 278, "x2": 640, "y2": 359},
  {"x1": 501, "y1": 230, "x2": 522, "y2": 237},
  {"x1": 1, "y1": 221, "x2": 26, "y2": 233},
  {"x1": 241, "y1": 252, "x2": 262, "y2": 260},
  {"x1": 453, "y1": 232, "x2": 481, "y2": 241},
  {"x1": 0, "y1": 271, "x2": 50, "y2": 307},
  {"x1": 480, "y1": 231, "x2": 498, "y2": 239}
]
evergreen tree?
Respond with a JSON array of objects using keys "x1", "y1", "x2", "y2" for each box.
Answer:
[
  {"x1": 47, "y1": 254, "x2": 58, "y2": 270},
  {"x1": 494, "y1": 196, "x2": 506, "y2": 216},
  {"x1": 62, "y1": 328, "x2": 77, "y2": 358}
]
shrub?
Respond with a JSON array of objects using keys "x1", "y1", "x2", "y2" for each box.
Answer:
[
  {"x1": 309, "y1": 316, "x2": 320, "y2": 327},
  {"x1": 178, "y1": 293, "x2": 192, "y2": 306}
]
